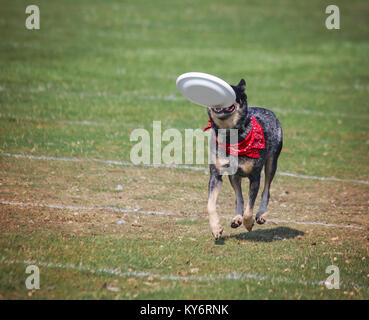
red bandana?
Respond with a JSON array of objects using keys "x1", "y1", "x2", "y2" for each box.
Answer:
[{"x1": 203, "y1": 116, "x2": 265, "y2": 158}]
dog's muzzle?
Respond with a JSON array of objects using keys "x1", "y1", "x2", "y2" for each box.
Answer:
[{"x1": 212, "y1": 105, "x2": 235, "y2": 114}]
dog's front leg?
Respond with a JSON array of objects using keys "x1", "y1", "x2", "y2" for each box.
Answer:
[
  {"x1": 229, "y1": 174, "x2": 244, "y2": 228},
  {"x1": 243, "y1": 174, "x2": 260, "y2": 232},
  {"x1": 207, "y1": 166, "x2": 223, "y2": 240}
]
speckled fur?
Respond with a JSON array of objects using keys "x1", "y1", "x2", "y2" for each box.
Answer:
[{"x1": 206, "y1": 79, "x2": 283, "y2": 239}]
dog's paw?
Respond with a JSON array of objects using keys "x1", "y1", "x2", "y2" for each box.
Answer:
[
  {"x1": 256, "y1": 214, "x2": 266, "y2": 225},
  {"x1": 211, "y1": 225, "x2": 224, "y2": 240},
  {"x1": 243, "y1": 216, "x2": 255, "y2": 232},
  {"x1": 230, "y1": 215, "x2": 243, "y2": 228}
]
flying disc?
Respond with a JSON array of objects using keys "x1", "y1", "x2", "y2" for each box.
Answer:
[{"x1": 176, "y1": 72, "x2": 236, "y2": 108}]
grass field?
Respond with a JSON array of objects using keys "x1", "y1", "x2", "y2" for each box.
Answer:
[{"x1": 0, "y1": 0, "x2": 368, "y2": 299}]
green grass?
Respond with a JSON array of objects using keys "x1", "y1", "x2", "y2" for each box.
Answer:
[
  {"x1": 0, "y1": 0, "x2": 368, "y2": 299},
  {"x1": 0, "y1": 156, "x2": 368, "y2": 300},
  {"x1": 1, "y1": 0, "x2": 369, "y2": 179},
  {"x1": 0, "y1": 205, "x2": 368, "y2": 299}
]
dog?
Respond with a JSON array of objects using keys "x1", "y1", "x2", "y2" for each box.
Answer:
[{"x1": 205, "y1": 78, "x2": 283, "y2": 239}]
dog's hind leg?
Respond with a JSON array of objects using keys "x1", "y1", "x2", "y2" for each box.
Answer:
[
  {"x1": 256, "y1": 154, "x2": 279, "y2": 225},
  {"x1": 229, "y1": 175, "x2": 244, "y2": 228},
  {"x1": 207, "y1": 168, "x2": 224, "y2": 239},
  {"x1": 243, "y1": 174, "x2": 260, "y2": 232}
]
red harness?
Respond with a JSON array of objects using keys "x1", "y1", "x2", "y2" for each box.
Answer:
[{"x1": 203, "y1": 116, "x2": 265, "y2": 158}]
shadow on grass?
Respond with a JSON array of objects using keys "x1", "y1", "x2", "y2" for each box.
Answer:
[{"x1": 215, "y1": 226, "x2": 304, "y2": 245}]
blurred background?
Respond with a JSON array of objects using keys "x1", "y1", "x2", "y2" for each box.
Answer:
[{"x1": 1, "y1": 0, "x2": 368, "y2": 180}]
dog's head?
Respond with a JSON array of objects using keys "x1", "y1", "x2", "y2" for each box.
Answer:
[{"x1": 207, "y1": 79, "x2": 248, "y2": 129}]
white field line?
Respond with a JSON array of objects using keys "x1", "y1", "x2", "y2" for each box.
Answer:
[
  {"x1": 1, "y1": 86, "x2": 368, "y2": 120},
  {"x1": 0, "y1": 114, "x2": 148, "y2": 129},
  {"x1": 1, "y1": 114, "x2": 366, "y2": 146},
  {"x1": 268, "y1": 218, "x2": 365, "y2": 230},
  {"x1": 0, "y1": 114, "x2": 361, "y2": 145},
  {"x1": 0, "y1": 257, "x2": 367, "y2": 290},
  {"x1": 1, "y1": 152, "x2": 369, "y2": 185},
  {"x1": 0, "y1": 152, "x2": 206, "y2": 171},
  {"x1": 268, "y1": 106, "x2": 369, "y2": 120},
  {"x1": 277, "y1": 171, "x2": 369, "y2": 185},
  {"x1": 0, "y1": 200, "x2": 194, "y2": 218},
  {"x1": 58, "y1": 120, "x2": 107, "y2": 126},
  {"x1": 0, "y1": 200, "x2": 365, "y2": 231},
  {"x1": 0, "y1": 87, "x2": 185, "y2": 102},
  {"x1": 0, "y1": 113, "x2": 351, "y2": 142},
  {"x1": 0, "y1": 114, "x2": 348, "y2": 144}
]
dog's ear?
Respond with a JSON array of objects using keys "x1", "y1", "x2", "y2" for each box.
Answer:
[{"x1": 238, "y1": 79, "x2": 246, "y2": 92}]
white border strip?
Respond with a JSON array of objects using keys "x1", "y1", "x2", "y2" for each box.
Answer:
[
  {"x1": 0, "y1": 200, "x2": 364, "y2": 230},
  {"x1": 0, "y1": 257, "x2": 367, "y2": 290},
  {"x1": 1, "y1": 152, "x2": 368, "y2": 185}
]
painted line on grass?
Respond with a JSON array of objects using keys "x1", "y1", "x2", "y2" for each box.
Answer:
[
  {"x1": 0, "y1": 256, "x2": 367, "y2": 290},
  {"x1": 0, "y1": 152, "x2": 206, "y2": 171},
  {"x1": 0, "y1": 115, "x2": 345, "y2": 144},
  {"x1": 0, "y1": 200, "x2": 365, "y2": 230},
  {"x1": 0, "y1": 87, "x2": 185, "y2": 102},
  {"x1": 1, "y1": 86, "x2": 367, "y2": 120},
  {"x1": 276, "y1": 171, "x2": 369, "y2": 185},
  {"x1": 268, "y1": 218, "x2": 365, "y2": 230},
  {"x1": 0, "y1": 200, "x2": 195, "y2": 218},
  {"x1": 268, "y1": 106, "x2": 369, "y2": 120},
  {"x1": 2, "y1": 152, "x2": 369, "y2": 185}
]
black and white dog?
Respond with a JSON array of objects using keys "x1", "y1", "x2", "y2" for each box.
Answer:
[{"x1": 206, "y1": 79, "x2": 283, "y2": 239}]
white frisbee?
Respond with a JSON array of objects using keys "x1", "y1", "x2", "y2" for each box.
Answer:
[{"x1": 176, "y1": 72, "x2": 236, "y2": 108}]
